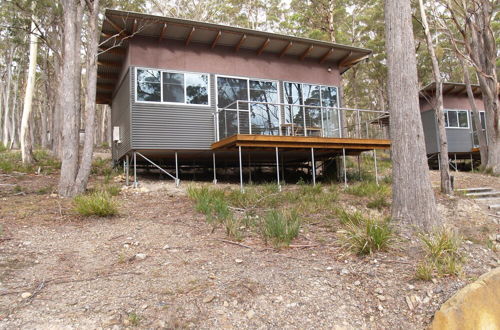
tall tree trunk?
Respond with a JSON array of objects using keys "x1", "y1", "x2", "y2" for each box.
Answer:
[
  {"x1": 9, "y1": 75, "x2": 20, "y2": 149},
  {"x1": 73, "y1": 0, "x2": 100, "y2": 195},
  {"x1": 58, "y1": 0, "x2": 83, "y2": 196},
  {"x1": 465, "y1": 0, "x2": 499, "y2": 174},
  {"x1": 2, "y1": 47, "x2": 15, "y2": 146},
  {"x1": 20, "y1": 17, "x2": 39, "y2": 164},
  {"x1": 385, "y1": 0, "x2": 439, "y2": 230},
  {"x1": 418, "y1": 0, "x2": 452, "y2": 194},
  {"x1": 52, "y1": 29, "x2": 64, "y2": 158},
  {"x1": 463, "y1": 65, "x2": 488, "y2": 165}
]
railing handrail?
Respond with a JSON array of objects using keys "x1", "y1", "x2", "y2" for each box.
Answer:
[{"x1": 215, "y1": 100, "x2": 389, "y2": 115}]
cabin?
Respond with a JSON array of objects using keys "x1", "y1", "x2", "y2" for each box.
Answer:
[
  {"x1": 96, "y1": 9, "x2": 390, "y2": 188},
  {"x1": 419, "y1": 82, "x2": 487, "y2": 169}
]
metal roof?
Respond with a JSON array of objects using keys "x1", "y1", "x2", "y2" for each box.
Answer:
[
  {"x1": 419, "y1": 82, "x2": 483, "y2": 98},
  {"x1": 97, "y1": 9, "x2": 373, "y2": 104}
]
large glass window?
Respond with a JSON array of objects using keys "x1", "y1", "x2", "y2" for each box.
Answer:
[
  {"x1": 217, "y1": 77, "x2": 248, "y2": 109},
  {"x1": 283, "y1": 82, "x2": 339, "y2": 137},
  {"x1": 470, "y1": 111, "x2": 486, "y2": 130},
  {"x1": 444, "y1": 110, "x2": 469, "y2": 128},
  {"x1": 137, "y1": 69, "x2": 161, "y2": 102},
  {"x1": 136, "y1": 68, "x2": 209, "y2": 105},
  {"x1": 249, "y1": 80, "x2": 279, "y2": 135}
]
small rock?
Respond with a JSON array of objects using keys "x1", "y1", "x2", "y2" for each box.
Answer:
[
  {"x1": 223, "y1": 301, "x2": 229, "y2": 307},
  {"x1": 422, "y1": 297, "x2": 430, "y2": 304},
  {"x1": 235, "y1": 259, "x2": 243, "y2": 264},
  {"x1": 377, "y1": 305, "x2": 384, "y2": 311},
  {"x1": 123, "y1": 244, "x2": 130, "y2": 249},
  {"x1": 432, "y1": 278, "x2": 438, "y2": 284},
  {"x1": 354, "y1": 280, "x2": 361, "y2": 286},
  {"x1": 141, "y1": 304, "x2": 148, "y2": 310},
  {"x1": 374, "y1": 288, "x2": 383, "y2": 294},
  {"x1": 340, "y1": 268, "x2": 349, "y2": 275},
  {"x1": 408, "y1": 284, "x2": 415, "y2": 290},
  {"x1": 203, "y1": 295, "x2": 215, "y2": 303},
  {"x1": 135, "y1": 253, "x2": 147, "y2": 260},
  {"x1": 162, "y1": 244, "x2": 170, "y2": 250},
  {"x1": 21, "y1": 292, "x2": 32, "y2": 299},
  {"x1": 326, "y1": 267, "x2": 333, "y2": 271},
  {"x1": 377, "y1": 295, "x2": 386, "y2": 301},
  {"x1": 232, "y1": 300, "x2": 238, "y2": 306},
  {"x1": 405, "y1": 296, "x2": 414, "y2": 311},
  {"x1": 246, "y1": 310, "x2": 255, "y2": 319}
]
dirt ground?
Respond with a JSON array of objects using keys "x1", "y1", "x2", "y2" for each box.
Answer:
[{"x1": 0, "y1": 169, "x2": 499, "y2": 329}]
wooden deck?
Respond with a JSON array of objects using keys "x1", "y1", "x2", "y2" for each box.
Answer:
[{"x1": 211, "y1": 134, "x2": 391, "y2": 151}]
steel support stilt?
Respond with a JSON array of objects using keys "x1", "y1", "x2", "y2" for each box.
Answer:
[
  {"x1": 342, "y1": 148, "x2": 347, "y2": 187},
  {"x1": 125, "y1": 154, "x2": 129, "y2": 186},
  {"x1": 275, "y1": 147, "x2": 281, "y2": 191},
  {"x1": 470, "y1": 153, "x2": 473, "y2": 172},
  {"x1": 212, "y1": 152, "x2": 217, "y2": 184},
  {"x1": 438, "y1": 153, "x2": 441, "y2": 171},
  {"x1": 373, "y1": 149, "x2": 379, "y2": 186},
  {"x1": 357, "y1": 154, "x2": 361, "y2": 180},
  {"x1": 454, "y1": 153, "x2": 458, "y2": 172},
  {"x1": 133, "y1": 151, "x2": 137, "y2": 188},
  {"x1": 311, "y1": 147, "x2": 316, "y2": 186},
  {"x1": 238, "y1": 146, "x2": 244, "y2": 192},
  {"x1": 175, "y1": 152, "x2": 180, "y2": 186}
]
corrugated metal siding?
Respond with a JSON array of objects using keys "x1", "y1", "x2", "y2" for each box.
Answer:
[
  {"x1": 421, "y1": 110, "x2": 438, "y2": 154},
  {"x1": 111, "y1": 69, "x2": 131, "y2": 160},
  {"x1": 130, "y1": 68, "x2": 216, "y2": 150},
  {"x1": 421, "y1": 109, "x2": 474, "y2": 154},
  {"x1": 446, "y1": 128, "x2": 473, "y2": 153}
]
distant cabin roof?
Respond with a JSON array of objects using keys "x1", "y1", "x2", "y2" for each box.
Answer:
[
  {"x1": 97, "y1": 9, "x2": 372, "y2": 104},
  {"x1": 419, "y1": 82, "x2": 484, "y2": 98}
]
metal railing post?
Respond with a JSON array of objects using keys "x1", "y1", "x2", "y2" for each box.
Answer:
[
  {"x1": 373, "y1": 149, "x2": 379, "y2": 186},
  {"x1": 175, "y1": 152, "x2": 179, "y2": 186},
  {"x1": 125, "y1": 154, "x2": 129, "y2": 186},
  {"x1": 249, "y1": 101, "x2": 252, "y2": 135},
  {"x1": 213, "y1": 152, "x2": 217, "y2": 184},
  {"x1": 342, "y1": 148, "x2": 347, "y2": 187},
  {"x1": 303, "y1": 105, "x2": 307, "y2": 137},
  {"x1": 239, "y1": 146, "x2": 244, "y2": 192},
  {"x1": 133, "y1": 151, "x2": 137, "y2": 188},
  {"x1": 237, "y1": 101, "x2": 240, "y2": 135}
]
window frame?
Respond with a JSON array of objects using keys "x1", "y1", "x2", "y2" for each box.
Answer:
[
  {"x1": 215, "y1": 74, "x2": 281, "y2": 139},
  {"x1": 135, "y1": 67, "x2": 211, "y2": 107},
  {"x1": 283, "y1": 80, "x2": 341, "y2": 136},
  {"x1": 444, "y1": 109, "x2": 470, "y2": 129}
]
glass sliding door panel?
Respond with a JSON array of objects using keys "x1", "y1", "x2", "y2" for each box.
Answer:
[
  {"x1": 303, "y1": 84, "x2": 322, "y2": 136},
  {"x1": 249, "y1": 80, "x2": 279, "y2": 135},
  {"x1": 321, "y1": 86, "x2": 340, "y2": 137},
  {"x1": 283, "y1": 82, "x2": 304, "y2": 135}
]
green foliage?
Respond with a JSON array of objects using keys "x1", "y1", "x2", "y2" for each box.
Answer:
[
  {"x1": 74, "y1": 191, "x2": 118, "y2": 217},
  {"x1": 0, "y1": 149, "x2": 60, "y2": 174},
  {"x1": 91, "y1": 157, "x2": 113, "y2": 176},
  {"x1": 345, "y1": 181, "x2": 390, "y2": 198},
  {"x1": 0, "y1": 143, "x2": 6, "y2": 153},
  {"x1": 335, "y1": 208, "x2": 364, "y2": 226},
  {"x1": 416, "y1": 229, "x2": 464, "y2": 280},
  {"x1": 339, "y1": 212, "x2": 393, "y2": 255},
  {"x1": 262, "y1": 210, "x2": 300, "y2": 247},
  {"x1": 367, "y1": 196, "x2": 390, "y2": 210},
  {"x1": 187, "y1": 186, "x2": 231, "y2": 223},
  {"x1": 127, "y1": 312, "x2": 140, "y2": 326}
]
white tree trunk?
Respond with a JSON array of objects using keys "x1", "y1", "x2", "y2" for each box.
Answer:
[
  {"x1": 385, "y1": 0, "x2": 439, "y2": 230},
  {"x1": 2, "y1": 47, "x2": 15, "y2": 146},
  {"x1": 418, "y1": 0, "x2": 452, "y2": 194},
  {"x1": 73, "y1": 0, "x2": 100, "y2": 195},
  {"x1": 20, "y1": 18, "x2": 38, "y2": 164}
]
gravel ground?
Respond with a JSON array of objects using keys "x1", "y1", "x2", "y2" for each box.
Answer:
[{"x1": 0, "y1": 170, "x2": 498, "y2": 329}]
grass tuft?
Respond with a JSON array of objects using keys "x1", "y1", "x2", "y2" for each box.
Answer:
[
  {"x1": 74, "y1": 191, "x2": 118, "y2": 217},
  {"x1": 345, "y1": 181, "x2": 390, "y2": 198},
  {"x1": 367, "y1": 196, "x2": 390, "y2": 210},
  {"x1": 416, "y1": 228, "x2": 464, "y2": 280},
  {"x1": 262, "y1": 210, "x2": 300, "y2": 247},
  {"x1": 339, "y1": 211, "x2": 394, "y2": 255}
]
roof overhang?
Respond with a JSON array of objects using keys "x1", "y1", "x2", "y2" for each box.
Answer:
[
  {"x1": 97, "y1": 9, "x2": 372, "y2": 104},
  {"x1": 419, "y1": 82, "x2": 484, "y2": 99}
]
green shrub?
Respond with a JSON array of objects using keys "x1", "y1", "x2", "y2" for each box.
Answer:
[
  {"x1": 415, "y1": 261, "x2": 434, "y2": 281},
  {"x1": 416, "y1": 229, "x2": 464, "y2": 280},
  {"x1": 187, "y1": 186, "x2": 231, "y2": 223},
  {"x1": 224, "y1": 217, "x2": 243, "y2": 241},
  {"x1": 262, "y1": 210, "x2": 300, "y2": 247},
  {"x1": 103, "y1": 184, "x2": 121, "y2": 196},
  {"x1": 367, "y1": 196, "x2": 390, "y2": 210},
  {"x1": 340, "y1": 215, "x2": 393, "y2": 255},
  {"x1": 0, "y1": 143, "x2": 6, "y2": 153},
  {"x1": 74, "y1": 191, "x2": 118, "y2": 217},
  {"x1": 335, "y1": 208, "x2": 364, "y2": 226},
  {"x1": 91, "y1": 157, "x2": 113, "y2": 176},
  {"x1": 345, "y1": 181, "x2": 390, "y2": 198},
  {"x1": 0, "y1": 149, "x2": 60, "y2": 174}
]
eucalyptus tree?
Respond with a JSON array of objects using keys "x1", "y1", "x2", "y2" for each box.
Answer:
[{"x1": 385, "y1": 0, "x2": 439, "y2": 230}]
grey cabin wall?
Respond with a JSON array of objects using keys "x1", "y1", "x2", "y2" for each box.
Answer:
[
  {"x1": 111, "y1": 69, "x2": 132, "y2": 161},
  {"x1": 130, "y1": 67, "x2": 216, "y2": 151},
  {"x1": 421, "y1": 109, "x2": 474, "y2": 154}
]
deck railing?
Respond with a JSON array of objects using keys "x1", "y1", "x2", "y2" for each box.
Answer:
[{"x1": 213, "y1": 100, "x2": 389, "y2": 142}]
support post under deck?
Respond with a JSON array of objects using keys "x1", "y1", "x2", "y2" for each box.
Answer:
[
  {"x1": 125, "y1": 154, "x2": 129, "y2": 186},
  {"x1": 470, "y1": 153, "x2": 473, "y2": 172},
  {"x1": 238, "y1": 146, "x2": 244, "y2": 192},
  {"x1": 373, "y1": 149, "x2": 379, "y2": 186},
  {"x1": 133, "y1": 151, "x2": 137, "y2": 188},
  {"x1": 275, "y1": 147, "x2": 281, "y2": 191},
  {"x1": 454, "y1": 153, "x2": 458, "y2": 172},
  {"x1": 357, "y1": 155, "x2": 361, "y2": 180},
  {"x1": 311, "y1": 147, "x2": 316, "y2": 186},
  {"x1": 342, "y1": 148, "x2": 347, "y2": 187},
  {"x1": 213, "y1": 152, "x2": 217, "y2": 184},
  {"x1": 175, "y1": 152, "x2": 180, "y2": 186}
]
